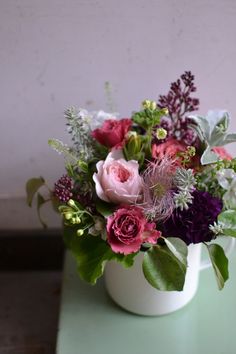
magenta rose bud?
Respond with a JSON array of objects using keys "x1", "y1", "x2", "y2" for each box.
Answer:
[
  {"x1": 107, "y1": 205, "x2": 161, "y2": 255},
  {"x1": 91, "y1": 118, "x2": 132, "y2": 148}
]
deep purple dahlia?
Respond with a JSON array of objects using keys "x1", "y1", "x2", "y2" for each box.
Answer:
[{"x1": 161, "y1": 190, "x2": 223, "y2": 245}]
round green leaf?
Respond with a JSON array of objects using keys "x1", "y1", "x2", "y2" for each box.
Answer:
[
  {"x1": 142, "y1": 244, "x2": 187, "y2": 291},
  {"x1": 206, "y1": 243, "x2": 229, "y2": 290}
]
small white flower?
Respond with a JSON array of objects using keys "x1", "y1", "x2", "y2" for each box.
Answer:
[
  {"x1": 89, "y1": 216, "x2": 107, "y2": 239},
  {"x1": 209, "y1": 222, "x2": 223, "y2": 236},
  {"x1": 156, "y1": 128, "x2": 167, "y2": 140}
]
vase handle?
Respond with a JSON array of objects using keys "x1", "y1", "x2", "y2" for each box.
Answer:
[{"x1": 200, "y1": 237, "x2": 236, "y2": 271}]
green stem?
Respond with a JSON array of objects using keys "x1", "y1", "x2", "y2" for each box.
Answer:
[
  {"x1": 82, "y1": 223, "x2": 94, "y2": 232},
  {"x1": 145, "y1": 127, "x2": 153, "y2": 159}
]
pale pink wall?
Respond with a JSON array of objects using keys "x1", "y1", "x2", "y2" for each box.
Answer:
[{"x1": 1, "y1": 0, "x2": 236, "y2": 198}]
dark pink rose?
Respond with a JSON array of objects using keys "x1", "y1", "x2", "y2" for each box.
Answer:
[
  {"x1": 91, "y1": 118, "x2": 131, "y2": 148},
  {"x1": 107, "y1": 205, "x2": 161, "y2": 255},
  {"x1": 152, "y1": 138, "x2": 200, "y2": 170},
  {"x1": 152, "y1": 138, "x2": 186, "y2": 161},
  {"x1": 212, "y1": 147, "x2": 232, "y2": 161}
]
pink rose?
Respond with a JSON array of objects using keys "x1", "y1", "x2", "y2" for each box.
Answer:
[
  {"x1": 93, "y1": 150, "x2": 142, "y2": 204},
  {"x1": 152, "y1": 138, "x2": 200, "y2": 169},
  {"x1": 152, "y1": 138, "x2": 186, "y2": 160},
  {"x1": 91, "y1": 118, "x2": 132, "y2": 148},
  {"x1": 107, "y1": 205, "x2": 161, "y2": 254},
  {"x1": 212, "y1": 147, "x2": 232, "y2": 161}
]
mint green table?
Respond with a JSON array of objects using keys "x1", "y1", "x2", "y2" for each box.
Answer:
[{"x1": 56, "y1": 251, "x2": 236, "y2": 354}]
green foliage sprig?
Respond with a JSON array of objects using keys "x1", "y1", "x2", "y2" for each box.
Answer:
[
  {"x1": 131, "y1": 100, "x2": 168, "y2": 160},
  {"x1": 132, "y1": 100, "x2": 168, "y2": 130},
  {"x1": 65, "y1": 107, "x2": 97, "y2": 162}
]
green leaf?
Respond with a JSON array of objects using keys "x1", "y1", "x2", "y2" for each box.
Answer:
[
  {"x1": 73, "y1": 236, "x2": 112, "y2": 284},
  {"x1": 95, "y1": 199, "x2": 115, "y2": 217},
  {"x1": 63, "y1": 226, "x2": 136, "y2": 284},
  {"x1": 164, "y1": 237, "x2": 188, "y2": 267},
  {"x1": 142, "y1": 241, "x2": 187, "y2": 291},
  {"x1": 112, "y1": 252, "x2": 137, "y2": 268},
  {"x1": 206, "y1": 243, "x2": 229, "y2": 290},
  {"x1": 37, "y1": 192, "x2": 47, "y2": 229},
  {"x1": 26, "y1": 177, "x2": 45, "y2": 206},
  {"x1": 218, "y1": 210, "x2": 236, "y2": 237}
]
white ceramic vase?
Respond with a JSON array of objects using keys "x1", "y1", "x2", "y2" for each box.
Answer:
[{"x1": 105, "y1": 240, "x2": 235, "y2": 316}]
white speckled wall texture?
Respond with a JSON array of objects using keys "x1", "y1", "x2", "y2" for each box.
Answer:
[{"x1": 1, "y1": 0, "x2": 236, "y2": 200}]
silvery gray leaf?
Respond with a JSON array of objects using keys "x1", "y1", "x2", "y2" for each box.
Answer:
[
  {"x1": 189, "y1": 114, "x2": 210, "y2": 140},
  {"x1": 200, "y1": 147, "x2": 219, "y2": 165}
]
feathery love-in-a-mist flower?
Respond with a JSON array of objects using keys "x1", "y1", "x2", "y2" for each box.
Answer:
[{"x1": 140, "y1": 158, "x2": 175, "y2": 222}]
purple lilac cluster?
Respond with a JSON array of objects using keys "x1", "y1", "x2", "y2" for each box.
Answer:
[
  {"x1": 157, "y1": 71, "x2": 200, "y2": 145},
  {"x1": 54, "y1": 175, "x2": 73, "y2": 202},
  {"x1": 161, "y1": 190, "x2": 223, "y2": 245}
]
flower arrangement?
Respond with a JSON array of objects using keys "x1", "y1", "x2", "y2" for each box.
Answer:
[{"x1": 26, "y1": 71, "x2": 236, "y2": 291}]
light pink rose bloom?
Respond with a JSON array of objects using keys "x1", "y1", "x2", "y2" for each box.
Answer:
[{"x1": 93, "y1": 150, "x2": 142, "y2": 204}]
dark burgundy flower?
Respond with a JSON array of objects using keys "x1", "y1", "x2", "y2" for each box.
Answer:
[{"x1": 161, "y1": 190, "x2": 223, "y2": 245}]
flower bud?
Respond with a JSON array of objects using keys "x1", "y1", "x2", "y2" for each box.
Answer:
[
  {"x1": 65, "y1": 212, "x2": 73, "y2": 220},
  {"x1": 162, "y1": 108, "x2": 169, "y2": 116},
  {"x1": 156, "y1": 128, "x2": 167, "y2": 140},
  {"x1": 75, "y1": 216, "x2": 81, "y2": 224},
  {"x1": 127, "y1": 131, "x2": 137, "y2": 138},
  {"x1": 126, "y1": 133, "x2": 141, "y2": 156},
  {"x1": 149, "y1": 101, "x2": 157, "y2": 110},
  {"x1": 142, "y1": 100, "x2": 151, "y2": 109},
  {"x1": 142, "y1": 100, "x2": 157, "y2": 110},
  {"x1": 68, "y1": 199, "x2": 76, "y2": 208},
  {"x1": 71, "y1": 217, "x2": 76, "y2": 224},
  {"x1": 77, "y1": 229, "x2": 84, "y2": 236}
]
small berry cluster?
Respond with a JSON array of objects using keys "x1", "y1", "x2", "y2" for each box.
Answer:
[{"x1": 54, "y1": 175, "x2": 73, "y2": 202}]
